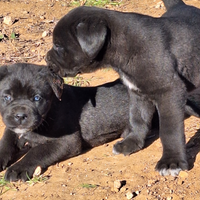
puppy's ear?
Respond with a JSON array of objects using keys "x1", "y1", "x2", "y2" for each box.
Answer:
[
  {"x1": 76, "y1": 22, "x2": 107, "y2": 59},
  {"x1": 0, "y1": 65, "x2": 8, "y2": 81},
  {"x1": 47, "y1": 72, "x2": 64, "y2": 100}
]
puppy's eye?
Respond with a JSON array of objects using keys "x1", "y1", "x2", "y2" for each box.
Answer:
[
  {"x1": 3, "y1": 95, "x2": 12, "y2": 102},
  {"x1": 33, "y1": 94, "x2": 42, "y2": 101}
]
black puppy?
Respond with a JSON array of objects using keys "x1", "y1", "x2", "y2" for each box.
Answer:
[
  {"x1": 46, "y1": 0, "x2": 200, "y2": 176},
  {"x1": 0, "y1": 63, "x2": 130, "y2": 182}
]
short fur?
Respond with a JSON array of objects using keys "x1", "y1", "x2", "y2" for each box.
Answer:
[
  {"x1": 0, "y1": 63, "x2": 199, "y2": 181},
  {"x1": 46, "y1": 0, "x2": 200, "y2": 175},
  {"x1": 0, "y1": 63, "x2": 130, "y2": 182}
]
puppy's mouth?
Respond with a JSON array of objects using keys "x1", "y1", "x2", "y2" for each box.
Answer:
[
  {"x1": 8, "y1": 120, "x2": 43, "y2": 138},
  {"x1": 46, "y1": 51, "x2": 81, "y2": 77},
  {"x1": 48, "y1": 62, "x2": 80, "y2": 77},
  {"x1": 49, "y1": 64, "x2": 80, "y2": 78}
]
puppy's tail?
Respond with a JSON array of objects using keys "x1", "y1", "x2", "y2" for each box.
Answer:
[{"x1": 162, "y1": 0, "x2": 185, "y2": 10}]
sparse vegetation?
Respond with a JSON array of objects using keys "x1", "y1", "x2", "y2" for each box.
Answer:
[
  {"x1": 26, "y1": 173, "x2": 49, "y2": 186},
  {"x1": 0, "y1": 34, "x2": 4, "y2": 40},
  {"x1": 63, "y1": 75, "x2": 91, "y2": 86},
  {"x1": 80, "y1": 183, "x2": 98, "y2": 189},
  {"x1": 0, "y1": 174, "x2": 14, "y2": 196},
  {"x1": 70, "y1": 0, "x2": 121, "y2": 7},
  {"x1": 10, "y1": 31, "x2": 16, "y2": 40}
]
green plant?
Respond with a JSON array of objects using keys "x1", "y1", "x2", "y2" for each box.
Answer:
[
  {"x1": 0, "y1": 174, "x2": 13, "y2": 195},
  {"x1": 102, "y1": 67, "x2": 114, "y2": 72},
  {"x1": 0, "y1": 31, "x2": 17, "y2": 41},
  {"x1": 63, "y1": 75, "x2": 91, "y2": 86},
  {"x1": 0, "y1": 34, "x2": 4, "y2": 40},
  {"x1": 71, "y1": 0, "x2": 120, "y2": 7},
  {"x1": 10, "y1": 31, "x2": 16, "y2": 40},
  {"x1": 26, "y1": 173, "x2": 49, "y2": 186},
  {"x1": 80, "y1": 183, "x2": 98, "y2": 188}
]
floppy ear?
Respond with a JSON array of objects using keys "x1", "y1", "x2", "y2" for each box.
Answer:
[
  {"x1": 76, "y1": 22, "x2": 107, "y2": 59},
  {"x1": 47, "y1": 72, "x2": 64, "y2": 100},
  {"x1": 0, "y1": 65, "x2": 8, "y2": 81}
]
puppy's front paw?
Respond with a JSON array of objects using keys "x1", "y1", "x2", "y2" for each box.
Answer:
[
  {"x1": 0, "y1": 159, "x2": 9, "y2": 172},
  {"x1": 0, "y1": 154, "x2": 13, "y2": 172},
  {"x1": 113, "y1": 137, "x2": 144, "y2": 156},
  {"x1": 5, "y1": 164, "x2": 36, "y2": 182},
  {"x1": 155, "y1": 157, "x2": 188, "y2": 176}
]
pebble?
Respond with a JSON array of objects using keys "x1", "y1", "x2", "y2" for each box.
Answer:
[
  {"x1": 42, "y1": 30, "x2": 48, "y2": 37},
  {"x1": 113, "y1": 180, "x2": 122, "y2": 192},
  {"x1": 33, "y1": 166, "x2": 42, "y2": 177},
  {"x1": 167, "y1": 197, "x2": 172, "y2": 200},
  {"x1": 120, "y1": 187, "x2": 128, "y2": 193},
  {"x1": 178, "y1": 171, "x2": 188, "y2": 179},
  {"x1": 114, "y1": 180, "x2": 122, "y2": 189},
  {"x1": 126, "y1": 191, "x2": 134, "y2": 199},
  {"x1": 155, "y1": 1, "x2": 164, "y2": 8},
  {"x1": 68, "y1": 162, "x2": 73, "y2": 166},
  {"x1": 3, "y1": 16, "x2": 13, "y2": 26}
]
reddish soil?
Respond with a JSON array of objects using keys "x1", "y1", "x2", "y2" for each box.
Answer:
[{"x1": 1, "y1": 0, "x2": 200, "y2": 200}]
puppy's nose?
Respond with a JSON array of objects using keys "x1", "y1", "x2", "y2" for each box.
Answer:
[{"x1": 14, "y1": 113, "x2": 28, "y2": 124}]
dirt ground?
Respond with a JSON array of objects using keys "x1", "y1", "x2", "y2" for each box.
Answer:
[{"x1": 1, "y1": 0, "x2": 200, "y2": 199}]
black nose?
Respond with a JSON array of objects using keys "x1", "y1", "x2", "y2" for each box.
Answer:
[{"x1": 14, "y1": 113, "x2": 28, "y2": 124}]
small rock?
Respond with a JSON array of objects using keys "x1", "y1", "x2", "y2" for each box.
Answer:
[
  {"x1": 135, "y1": 190, "x2": 140, "y2": 195},
  {"x1": 114, "y1": 180, "x2": 122, "y2": 189},
  {"x1": 22, "y1": 11, "x2": 29, "y2": 14},
  {"x1": 3, "y1": 16, "x2": 13, "y2": 26},
  {"x1": 113, "y1": 187, "x2": 119, "y2": 193},
  {"x1": 42, "y1": 30, "x2": 48, "y2": 37},
  {"x1": 33, "y1": 166, "x2": 42, "y2": 177},
  {"x1": 114, "y1": 180, "x2": 126, "y2": 192},
  {"x1": 120, "y1": 187, "x2": 128, "y2": 192},
  {"x1": 40, "y1": 15, "x2": 46, "y2": 20},
  {"x1": 114, "y1": 180, "x2": 122, "y2": 192},
  {"x1": 178, "y1": 171, "x2": 188, "y2": 179},
  {"x1": 167, "y1": 197, "x2": 172, "y2": 200},
  {"x1": 68, "y1": 162, "x2": 73, "y2": 166},
  {"x1": 126, "y1": 191, "x2": 134, "y2": 199},
  {"x1": 155, "y1": 1, "x2": 164, "y2": 8}
]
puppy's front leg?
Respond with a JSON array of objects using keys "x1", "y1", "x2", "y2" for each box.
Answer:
[
  {"x1": 113, "y1": 91, "x2": 155, "y2": 155},
  {"x1": 4, "y1": 131, "x2": 82, "y2": 182},
  {"x1": 155, "y1": 86, "x2": 188, "y2": 176},
  {"x1": 0, "y1": 129, "x2": 19, "y2": 171}
]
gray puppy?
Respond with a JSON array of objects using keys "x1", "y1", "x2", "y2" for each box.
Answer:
[{"x1": 46, "y1": 0, "x2": 200, "y2": 175}]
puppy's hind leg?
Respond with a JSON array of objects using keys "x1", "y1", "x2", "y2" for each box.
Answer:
[{"x1": 113, "y1": 91, "x2": 155, "y2": 156}]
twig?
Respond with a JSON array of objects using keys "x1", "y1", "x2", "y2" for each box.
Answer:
[{"x1": 10, "y1": 55, "x2": 37, "y2": 59}]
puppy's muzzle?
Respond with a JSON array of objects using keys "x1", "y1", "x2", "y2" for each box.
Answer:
[
  {"x1": 7, "y1": 105, "x2": 39, "y2": 129},
  {"x1": 45, "y1": 50, "x2": 68, "y2": 77}
]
